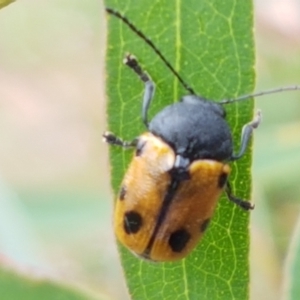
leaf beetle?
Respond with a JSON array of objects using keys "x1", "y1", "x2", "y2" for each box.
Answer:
[{"x1": 103, "y1": 8, "x2": 300, "y2": 262}]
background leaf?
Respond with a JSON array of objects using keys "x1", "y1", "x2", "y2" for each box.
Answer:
[
  {"x1": 282, "y1": 214, "x2": 300, "y2": 299},
  {"x1": 0, "y1": 1, "x2": 118, "y2": 298},
  {"x1": 0, "y1": 258, "x2": 101, "y2": 300},
  {"x1": 105, "y1": 0, "x2": 254, "y2": 299},
  {"x1": 0, "y1": 0, "x2": 15, "y2": 10}
]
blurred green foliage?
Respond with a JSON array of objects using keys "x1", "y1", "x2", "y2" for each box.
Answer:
[
  {"x1": 0, "y1": 0, "x2": 125, "y2": 299},
  {"x1": 0, "y1": 0, "x2": 14, "y2": 10}
]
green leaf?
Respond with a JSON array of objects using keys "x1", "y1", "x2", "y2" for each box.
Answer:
[
  {"x1": 282, "y1": 215, "x2": 300, "y2": 300},
  {"x1": 0, "y1": 259, "x2": 102, "y2": 300},
  {"x1": 0, "y1": 0, "x2": 14, "y2": 9},
  {"x1": 105, "y1": 1, "x2": 254, "y2": 299}
]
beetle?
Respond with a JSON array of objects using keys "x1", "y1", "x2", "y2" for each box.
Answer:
[{"x1": 104, "y1": 8, "x2": 300, "y2": 262}]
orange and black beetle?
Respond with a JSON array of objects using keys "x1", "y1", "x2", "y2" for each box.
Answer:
[
  {"x1": 104, "y1": 51, "x2": 259, "y2": 262},
  {"x1": 104, "y1": 8, "x2": 297, "y2": 262}
]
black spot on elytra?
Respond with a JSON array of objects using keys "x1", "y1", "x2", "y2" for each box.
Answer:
[
  {"x1": 124, "y1": 211, "x2": 143, "y2": 234},
  {"x1": 168, "y1": 228, "x2": 191, "y2": 252},
  {"x1": 200, "y1": 218, "x2": 211, "y2": 233},
  {"x1": 218, "y1": 172, "x2": 228, "y2": 188},
  {"x1": 119, "y1": 186, "x2": 126, "y2": 201}
]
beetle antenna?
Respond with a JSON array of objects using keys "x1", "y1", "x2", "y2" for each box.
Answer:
[
  {"x1": 106, "y1": 7, "x2": 195, "y2": 95},
  {"x1": 220, "y1": 85, "x2": 300, "y2": 104}
]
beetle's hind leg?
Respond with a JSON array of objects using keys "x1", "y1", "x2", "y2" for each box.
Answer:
[
  {"x1": 124, "y1": 54, "x2": 155, "y2": 127},
  {"x1": 103, "y1": 131, "x2": 137, "y2": 148},
  {"x1": 231, "y1": 110, "x2": 262, "y2": 161},
  {"x1": 225, "y1": 182, "x2": 254, "y2": 210}
]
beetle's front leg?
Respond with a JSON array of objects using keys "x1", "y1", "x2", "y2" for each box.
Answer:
[
  {"x1": 124, "y1": 54, "x2": 155, "y2": 127},
  {"x1": 231, "y1": 110, "x2": 262, "y2": 161}
]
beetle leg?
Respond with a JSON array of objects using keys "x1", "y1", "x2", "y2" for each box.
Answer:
[
  {"x1": 124, "y1": 54, "x2": 155, "y2": 128},
  {"x1": 231, "y1": 110, "x2": 262, "y2": 160},
  {"x1": 103, "y1": 131, "x2": 137, "y2": 148},
  {"x1": 225, "y1": 182, "x2": 254, "y2": 210}
]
